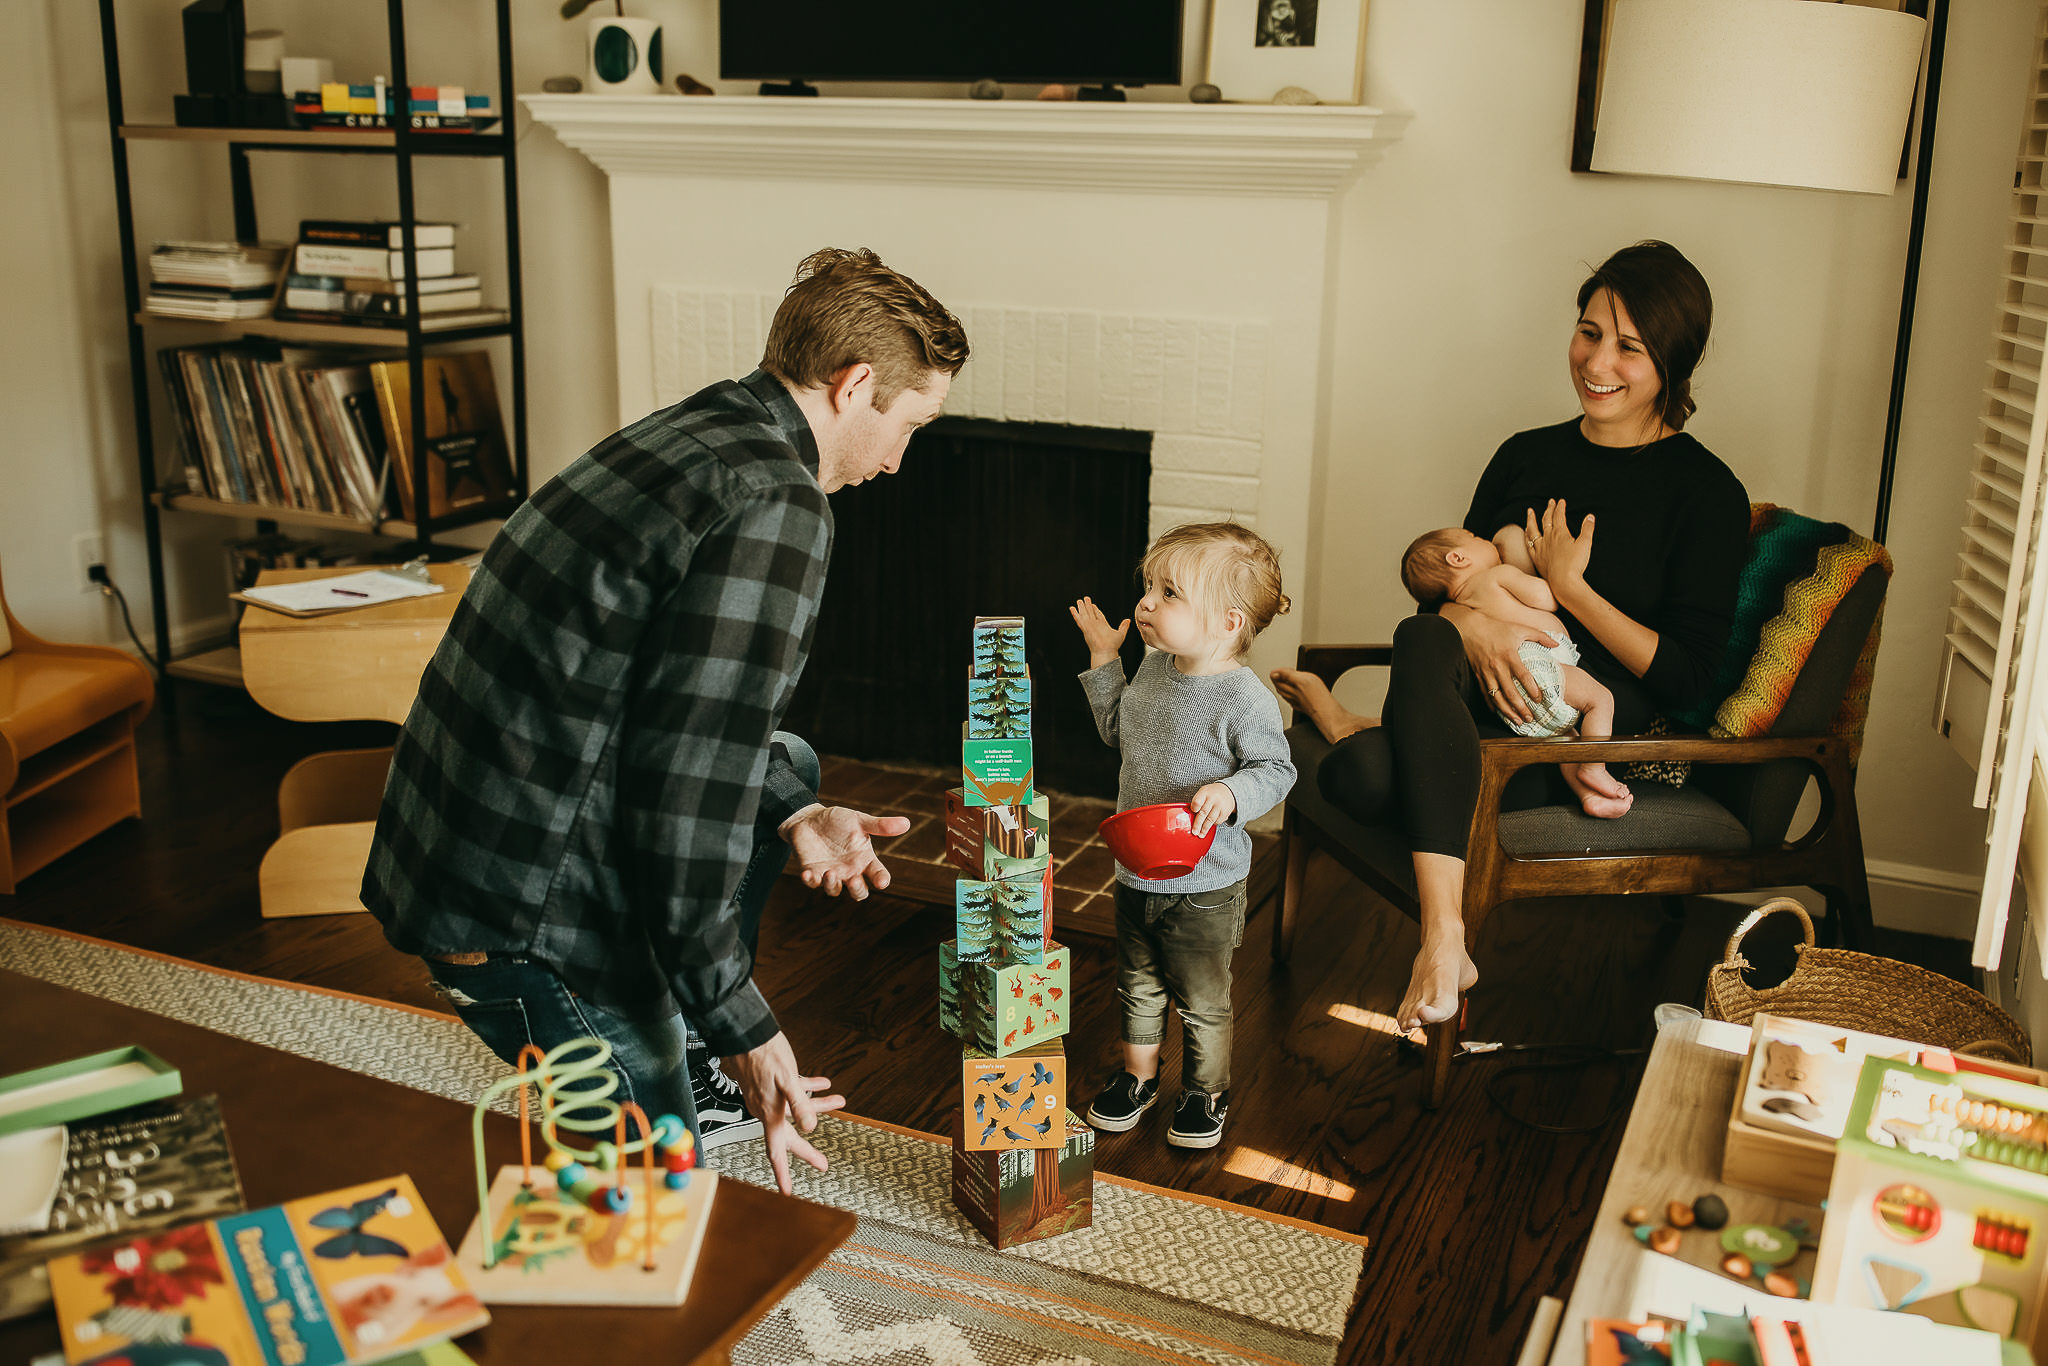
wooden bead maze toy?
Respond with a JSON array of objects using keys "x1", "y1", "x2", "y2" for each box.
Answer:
[{"x1": 454, "y1": 1038, "x2": 718, "y2": 1305}]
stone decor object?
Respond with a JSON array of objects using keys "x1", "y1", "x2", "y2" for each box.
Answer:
[
  {"x1": 542, "y1": 75, "x2": 582, "y2": 93},
  {"x1": 969, "y1": 79, "x2": 1003, "y2": 100},
  {"x1": 1189, "y1": 83, "x2": 1222, "y2": 103},
  {"x1": 1272, "y1": 85, "x2": 1319, "y2": 105},
  {"x1": 675, "y1": 73, "x2": 713, "y2": 95}
]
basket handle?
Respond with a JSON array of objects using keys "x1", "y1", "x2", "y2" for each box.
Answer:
[{"x1": 1719, "y1": 897, "x2": 1815, "y2": 970}]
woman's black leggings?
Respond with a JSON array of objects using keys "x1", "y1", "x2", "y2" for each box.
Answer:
[{"x1": 1315, "y1": 614, "x2": 1657, "y2": 857}]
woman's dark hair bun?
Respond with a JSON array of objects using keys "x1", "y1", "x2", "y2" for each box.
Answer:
[{"x1": 1578, "y1": 240, "x2": 1712, "y2": 433}]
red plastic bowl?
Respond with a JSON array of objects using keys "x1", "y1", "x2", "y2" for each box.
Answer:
[{"x1": 1098, "y1": 802, "x2": 1217, "y2": 881}]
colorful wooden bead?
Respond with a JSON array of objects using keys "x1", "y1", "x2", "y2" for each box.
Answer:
[
  {"x1": 1666, "y1": 1201, "x2": 1696, "y2": 1229},
  {"x1": 664, "y1": 1171, "x2": 690, "y2": 1191},
  {"x1": 1648, "y1": 1227, "x2": 1682, "y2": 1255},
  {"x1": 652, "y1": 1113, "x2": 687, "y2": 1147},
  {"x1": 1720, "y1": 1253, "x2": 1753, "y2": 1279},
  {"x1": 565, "y1": 1173, "x2": 607, "y2": 1207},
  {"x1": 663, "y1": 1148, "x2": 694, "y2": 1173},
  {"x1": 1763, "y1": 1270, "x2": 1798, "y2": 1297},
  {"x1": 592, "y1": 1141, "x2": 619, "y2": 1172},
  {"x1": 600, "y1": 1185, "x2": 631, "y2": 1212},
  {"x1": 1623, "y1": 1206, "x2": 1653, "y2": 1226},
  {"x1": 554, "y1": 1161, "x2": 587, "y2": 1190},
  {"x1": 1692, "y1": 1195, "x2": 1729, "y2": 1230},
  {"x1": 543, "y1": 1148, "x2": 575, "y2": 1173},
  {"x1": 1632, "y1": 1224, "x2": 1654, "y2": 1245}
]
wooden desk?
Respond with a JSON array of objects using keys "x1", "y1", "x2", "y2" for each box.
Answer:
[
  {"x1": 238, "y1": 565, "x2": 467, "y2": 917},
  {"x1": 1545, "y1": 1018, "x2": 1824, "y2": 1365},
  {"x1": 0, "y1": 971, "x2": 854, "y2": 1365}
]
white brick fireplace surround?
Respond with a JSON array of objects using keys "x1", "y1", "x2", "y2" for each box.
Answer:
[{"x1": 521, "y1": 95, "x2": 1407, "y2": 674}]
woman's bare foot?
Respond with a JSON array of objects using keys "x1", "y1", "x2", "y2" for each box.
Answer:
[
  {"x1": 1561, "y1": 762, "x2": 1634, "y2": 820},
  {"x1": 1270, "y1": 668, "x2": 1376, "y2": 743},
  {"x1": 1397, "y1": 937, "x2": 1479, "y2": 1033}
]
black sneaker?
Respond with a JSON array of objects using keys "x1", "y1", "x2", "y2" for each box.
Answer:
[
  {"x1": 1084, "y1": 1070, "x2": 1159, "y2": 1132},
  {"x1": 686, "y1": 1037, "x2": 764, "y2": 1152},
  {"x1": 1166, "y1": 1089, "x2": 1228, "y2": 1149}
]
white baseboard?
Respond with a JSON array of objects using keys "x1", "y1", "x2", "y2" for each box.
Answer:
[{"x1": 1700, "y1": 858, "x2": 1979, "y2": 940}]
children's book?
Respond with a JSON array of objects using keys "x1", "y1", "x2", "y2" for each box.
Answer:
[
  {"x1": 0, "y1": 1096, "x2": 243, "y2": 1323},
  {"x1": 45, "y1": 1174, "x2": 487, "y2": 1366}
]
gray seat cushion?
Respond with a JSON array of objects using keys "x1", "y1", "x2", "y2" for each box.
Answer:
[{"x1": 1285, "y1": 721, "x2": 1750, "y2": 869}]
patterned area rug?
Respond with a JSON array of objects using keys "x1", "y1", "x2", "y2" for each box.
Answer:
[{"x1": 0, "y1": 919, "x2": 1364, "y2": 1365}]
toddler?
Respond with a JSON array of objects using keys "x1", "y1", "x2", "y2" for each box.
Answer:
[
  {"x1": 1401, "y1": 526, "x2": 1632, "y2": 819},
  {"x1": 1070, "y1": 522, "x2": 1297, "y2": 1149}
]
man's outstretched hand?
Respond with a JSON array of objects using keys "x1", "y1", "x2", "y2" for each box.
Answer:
[
  {"x1": 781, "y1": 803, "x2": 910, "y2": 900},
  {"x1": 724, "y1": 1031, "x2": 846, "y2": 1195}
]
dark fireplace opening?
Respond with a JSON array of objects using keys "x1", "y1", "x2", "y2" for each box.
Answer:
[{"x1": 784, "y1": 417, "x2": 1152, "y2": 800}]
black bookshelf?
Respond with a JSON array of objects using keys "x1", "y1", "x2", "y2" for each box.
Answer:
[{"x1": 97, "y1": 0, "x2": 529, "y2": 683}]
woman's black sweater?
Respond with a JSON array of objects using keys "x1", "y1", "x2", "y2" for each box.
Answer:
[{"x1": 1460, "y1": 418, "x2": 1750, "y2": 712}]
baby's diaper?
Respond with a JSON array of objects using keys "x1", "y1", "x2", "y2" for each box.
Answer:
[{"x1": 1503, "y1": 633, "x2": 1581, "y2": 738}]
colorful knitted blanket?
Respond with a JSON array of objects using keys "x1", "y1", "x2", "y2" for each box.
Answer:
[{"x1": 1671, "y1": 504, "x2": 1891, "y2": 764}]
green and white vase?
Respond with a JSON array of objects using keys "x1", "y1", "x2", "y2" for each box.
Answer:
[{"x1": 586, "y1": 16, "x2": 662, "y2": 95}]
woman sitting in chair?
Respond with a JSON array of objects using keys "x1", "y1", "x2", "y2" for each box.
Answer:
[{"x1": 1271, "y1": 239, "x2": 1750, "y2": 1035}]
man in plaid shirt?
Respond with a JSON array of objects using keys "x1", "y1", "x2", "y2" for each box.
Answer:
[{"x1": 363, "y1": 249, "x2": 967, "y2": 1193}]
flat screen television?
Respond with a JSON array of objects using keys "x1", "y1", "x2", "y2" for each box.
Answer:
[{"x1": 719, "y1": 1, "x2": 1185, "y2": 88}]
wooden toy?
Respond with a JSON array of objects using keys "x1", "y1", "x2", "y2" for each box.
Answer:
[
  {"x1": 967, "y1": 670, "x2": 1031, "y2": 739},
  {"x1": 944, "y1": 789, "x2": 1050, "y2": 879},
  {"x1": 1812, "y1": 1055, "x2": 2048, "y2": 1353},
  {"x1": 455, "y1": 1038, "x2": 717, "y2": 1306},
  {"x1": 952, "y1": 1112, "x2": 1094, "y2": 1248},
  {"x1": 954, "y1": 875, "x2": 1048, "y2": 965},
  {"x1": 957, "y1": 1041, "x2": 1067, "y2": 1152},
  {"x1": 1721, "y1": 1013, "x2": 2048, "y2": 1203},
  {"x1": 939, "y1": 940, "x2": 1070, "y2": 1056}
]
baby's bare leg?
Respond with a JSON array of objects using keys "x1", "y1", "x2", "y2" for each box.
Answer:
[{"x1": 1554, "y1": 664, "x2": 1632, "y2": 818}]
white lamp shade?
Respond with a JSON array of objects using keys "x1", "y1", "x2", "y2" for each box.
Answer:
[{"x1": 1590, "y1": 0, "x2": 1928, "y2": 195}]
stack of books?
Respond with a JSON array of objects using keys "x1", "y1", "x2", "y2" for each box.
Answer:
[
  {"x1": 144, "y1": 241, "x2": 287, "y2": 321},
  {"x1": 293, "y1": 82, "x2": 498, "y2": 133},
  {"x1": 278, "y1": 219, "x2": 504, "y2": 331}
]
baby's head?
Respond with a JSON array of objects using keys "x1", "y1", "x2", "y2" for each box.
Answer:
[
  {"x1": 1138, "y1": 522, "x2": 1290, "y2": 660},
  {"x1": 1400, "y1": 527, "x2": 1498, "y2": 604}
]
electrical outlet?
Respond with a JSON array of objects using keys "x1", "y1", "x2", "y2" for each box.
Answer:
[{"x1": 74, "y1": 532, "x2": 105, "y2": 594}]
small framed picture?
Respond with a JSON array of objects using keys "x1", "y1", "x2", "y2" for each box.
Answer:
[{"x1": 1205, "y1": 0, "x2": 1370, "y2": 105}]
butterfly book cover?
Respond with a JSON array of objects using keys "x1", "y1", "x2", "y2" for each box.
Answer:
[{"x1": 45, "y1": 1174, "x2": 488, "y2": 1366}]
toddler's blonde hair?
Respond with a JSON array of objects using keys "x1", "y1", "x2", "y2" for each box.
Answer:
[{"x1": 1140, "y1": 522, "x2": 1290, "y2": 658}]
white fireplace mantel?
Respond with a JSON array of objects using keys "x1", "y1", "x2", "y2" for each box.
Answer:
[{"x1": 520, "y1": 94, "x2": 1408, "y2": 197}]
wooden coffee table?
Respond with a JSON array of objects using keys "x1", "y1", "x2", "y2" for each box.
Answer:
[{"x1": 0, "y1": 971, "x2": 855, "y2": 1365}]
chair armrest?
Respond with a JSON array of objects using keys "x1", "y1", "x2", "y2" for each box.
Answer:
[
  {"x1": 1295, "y1": 643, "x2": 1393, "y2": 688},
  {"x1": 1476, "y1": 732, "x2": 1843, "y2": 776}
]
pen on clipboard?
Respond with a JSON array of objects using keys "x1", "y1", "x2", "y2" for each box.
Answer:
[{"x1": 331, "y1": 588, "x2": 370, "y2": 598}]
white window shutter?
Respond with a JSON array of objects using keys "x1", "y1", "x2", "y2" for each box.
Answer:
[{"x1": 1942, "y1": 0, "x2": 2048, "y2": 969}]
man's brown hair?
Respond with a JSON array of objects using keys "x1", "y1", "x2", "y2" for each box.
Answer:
[{"x1": 761, "y1": 247, "x2": 970, "y2": 410}]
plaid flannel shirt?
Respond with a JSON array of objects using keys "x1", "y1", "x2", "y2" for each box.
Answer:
[{"x1": 362, "y1": 370, "x2": 832, "y2": 1056}]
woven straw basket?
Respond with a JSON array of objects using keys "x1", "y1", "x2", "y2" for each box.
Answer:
[{"x1": 1702, "y1": 898, "x2": 2032, "y2": 1065}]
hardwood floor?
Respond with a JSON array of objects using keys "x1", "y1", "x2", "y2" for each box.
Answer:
[{"x1": 4, "y1": 681, "x2": 1977, "y2": 1364}]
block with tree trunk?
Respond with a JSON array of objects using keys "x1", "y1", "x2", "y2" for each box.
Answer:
[
  {"x1": 968, "y1": 670, "x2": 1031, "y2": 739},
  {"x1": 970, "y1": 616, "x2": 1027, "y2": 680},
  {"x1": 951, "y1": 1112, "x2": 1095, "y2": 1248},
  {"x1": 954, "y1": 875, "x2": 1047, "y2": 966},
  {"x1": 944, "y1": 789, "x2": 1050, "y2": 880},
  {"x1": 939, "y1": 940, "x2": 1070, "y2": 1055},
  {"x1": 957, "y1": 1040, "x2": 1067, "y2": 1152},
  {"x1": 962, "y1": 725, "x2": 1034, "y2": 808}
]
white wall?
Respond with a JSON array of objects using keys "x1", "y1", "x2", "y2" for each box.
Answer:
[{"x1": 5, "y1": 0, "x2": 2034, "y2": 934}]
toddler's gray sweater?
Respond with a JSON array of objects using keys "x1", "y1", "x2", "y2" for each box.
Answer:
[{"x1": 1079, "y1": 652, "x2": 1297, "y2": 894}]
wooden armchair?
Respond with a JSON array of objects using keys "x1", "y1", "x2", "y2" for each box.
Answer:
[
  {"x1": 0, "y1": 558, "x2": 155, "y2": 892},
  {"x1": 1277, "y1": 566, "x2": 1886, "y2": 1108}
]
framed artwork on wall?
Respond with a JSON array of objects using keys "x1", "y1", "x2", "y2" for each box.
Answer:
[{"x1": 1204, "y1": 0, "x2": 1370, "y2": 105}]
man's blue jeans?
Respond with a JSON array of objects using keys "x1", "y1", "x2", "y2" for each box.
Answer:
[{"x1": 425, "y1": 732, "x2": 820, "y2": 1143}]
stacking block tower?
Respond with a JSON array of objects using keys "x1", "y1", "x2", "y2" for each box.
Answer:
[{"x1": 943, "y1": 616, "x2": 1095, "y2": 1248}]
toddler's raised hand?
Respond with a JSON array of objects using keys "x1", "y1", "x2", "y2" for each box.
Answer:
[
  {"x1": 1069, "y1": 596, "x2": 1130, "y2": 670},
  {"x1": 1189, "y1": 782, "x2": 1236, "y2": 838}
]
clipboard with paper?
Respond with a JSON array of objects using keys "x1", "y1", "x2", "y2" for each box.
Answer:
[{"x1": 232, "y1": 560, "x2": 446, "y2": 617}]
